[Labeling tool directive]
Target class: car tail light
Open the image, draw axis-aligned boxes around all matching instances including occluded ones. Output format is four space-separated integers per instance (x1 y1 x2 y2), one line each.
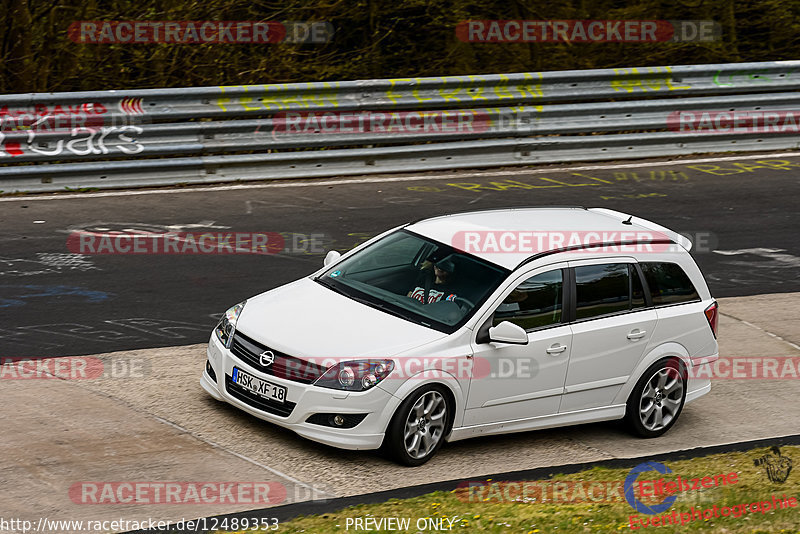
704 301 718 338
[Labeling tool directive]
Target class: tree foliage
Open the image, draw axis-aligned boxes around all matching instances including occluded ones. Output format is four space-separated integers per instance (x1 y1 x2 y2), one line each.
1 0 799 93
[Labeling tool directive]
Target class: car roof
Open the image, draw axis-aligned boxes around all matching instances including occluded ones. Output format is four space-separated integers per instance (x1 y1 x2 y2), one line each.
404 207 679 270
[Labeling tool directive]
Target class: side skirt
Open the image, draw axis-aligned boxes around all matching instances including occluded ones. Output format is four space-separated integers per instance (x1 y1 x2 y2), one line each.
447 405 625 442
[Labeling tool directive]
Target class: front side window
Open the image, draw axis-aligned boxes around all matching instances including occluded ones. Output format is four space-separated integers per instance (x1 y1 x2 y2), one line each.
316 229 509 332
574 263 631 320
493 269 563 330
640 262 700 306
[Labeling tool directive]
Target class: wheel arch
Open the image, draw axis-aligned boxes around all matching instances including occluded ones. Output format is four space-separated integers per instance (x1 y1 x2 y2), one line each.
382 374 461 439
614 342 691 408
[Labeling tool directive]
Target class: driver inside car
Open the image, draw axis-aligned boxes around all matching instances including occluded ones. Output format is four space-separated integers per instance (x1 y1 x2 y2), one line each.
407 258 458 304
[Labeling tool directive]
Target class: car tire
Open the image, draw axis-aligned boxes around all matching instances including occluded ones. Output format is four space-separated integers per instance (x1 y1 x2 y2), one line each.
385 385 450 466
625 358 687 438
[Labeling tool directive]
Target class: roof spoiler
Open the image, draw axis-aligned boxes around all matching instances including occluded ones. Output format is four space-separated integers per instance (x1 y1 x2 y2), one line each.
588 208 693 252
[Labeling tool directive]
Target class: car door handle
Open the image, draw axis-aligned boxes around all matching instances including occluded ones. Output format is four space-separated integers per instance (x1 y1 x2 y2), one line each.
627 330 647 340
546 343 567 354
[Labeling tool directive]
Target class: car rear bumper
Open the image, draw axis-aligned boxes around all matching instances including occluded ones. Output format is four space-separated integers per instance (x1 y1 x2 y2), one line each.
685 352 717 404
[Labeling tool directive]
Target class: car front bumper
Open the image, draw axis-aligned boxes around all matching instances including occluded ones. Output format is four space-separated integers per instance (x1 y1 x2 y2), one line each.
201 333 399 450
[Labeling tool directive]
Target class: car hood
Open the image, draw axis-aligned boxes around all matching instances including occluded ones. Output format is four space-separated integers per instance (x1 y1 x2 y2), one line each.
234 277 447 359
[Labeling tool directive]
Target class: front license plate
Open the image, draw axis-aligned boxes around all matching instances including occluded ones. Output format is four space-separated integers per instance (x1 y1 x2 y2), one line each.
232 367 287 403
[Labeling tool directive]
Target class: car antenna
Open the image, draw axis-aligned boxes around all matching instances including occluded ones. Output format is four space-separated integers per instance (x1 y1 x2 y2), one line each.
622 215 633 225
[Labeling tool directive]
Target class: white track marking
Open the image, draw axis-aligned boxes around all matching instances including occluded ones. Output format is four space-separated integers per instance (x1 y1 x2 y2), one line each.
40 367 336 499
720 312 800 352
714 248 800 268
3 151 800 203
150 415 336 498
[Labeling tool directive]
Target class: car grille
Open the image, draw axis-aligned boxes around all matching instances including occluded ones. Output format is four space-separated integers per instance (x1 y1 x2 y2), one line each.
230 331 328 384
225 374 296 417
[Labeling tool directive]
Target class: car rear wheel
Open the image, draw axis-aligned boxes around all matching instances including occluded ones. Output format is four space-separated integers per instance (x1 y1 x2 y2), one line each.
625 358 687 438
385 385 449 466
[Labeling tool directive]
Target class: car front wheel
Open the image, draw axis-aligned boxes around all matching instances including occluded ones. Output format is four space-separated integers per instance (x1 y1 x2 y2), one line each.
625 358 687 438
385 385 449 466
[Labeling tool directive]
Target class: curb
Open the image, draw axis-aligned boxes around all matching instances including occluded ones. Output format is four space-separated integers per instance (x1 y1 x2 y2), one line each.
127 432 800 533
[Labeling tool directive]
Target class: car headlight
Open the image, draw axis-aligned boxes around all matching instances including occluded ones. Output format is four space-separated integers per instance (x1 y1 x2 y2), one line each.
314 359 395 392
214 300 246 348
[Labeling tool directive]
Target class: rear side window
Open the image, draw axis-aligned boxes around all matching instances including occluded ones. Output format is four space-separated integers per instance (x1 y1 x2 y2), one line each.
640 262 700 306
574 263 630 319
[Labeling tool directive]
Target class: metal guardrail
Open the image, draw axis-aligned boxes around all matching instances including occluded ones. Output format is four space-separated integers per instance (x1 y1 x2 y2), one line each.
2 61 800 192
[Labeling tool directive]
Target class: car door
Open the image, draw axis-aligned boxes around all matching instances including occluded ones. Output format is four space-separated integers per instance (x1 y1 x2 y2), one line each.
559 259 657 413
465 263 572 427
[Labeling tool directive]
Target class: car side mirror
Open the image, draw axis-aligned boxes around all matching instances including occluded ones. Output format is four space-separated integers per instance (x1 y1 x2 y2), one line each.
323 250 341 267
488 321 529 345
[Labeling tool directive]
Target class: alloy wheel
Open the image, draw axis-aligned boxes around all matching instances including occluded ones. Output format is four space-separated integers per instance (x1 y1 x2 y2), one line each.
403 390 447 459
639 367 684 432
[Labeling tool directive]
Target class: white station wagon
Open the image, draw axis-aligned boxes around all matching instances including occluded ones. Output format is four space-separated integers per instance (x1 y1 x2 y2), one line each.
201 207 719 465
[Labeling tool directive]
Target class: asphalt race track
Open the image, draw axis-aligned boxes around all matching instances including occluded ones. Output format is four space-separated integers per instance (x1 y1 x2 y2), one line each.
3 153 800 530
1 152 799 360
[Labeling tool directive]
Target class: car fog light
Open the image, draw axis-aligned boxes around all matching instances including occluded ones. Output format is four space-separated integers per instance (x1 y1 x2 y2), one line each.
362 374 377 389
338 366 355 387
332 415 345 426
205 360 217 382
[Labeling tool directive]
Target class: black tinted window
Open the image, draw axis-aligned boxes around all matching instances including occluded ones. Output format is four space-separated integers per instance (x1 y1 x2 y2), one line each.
493 270 563 330
318 229 509 332
640 262 700 306
575 263 630 319
631 264 646 309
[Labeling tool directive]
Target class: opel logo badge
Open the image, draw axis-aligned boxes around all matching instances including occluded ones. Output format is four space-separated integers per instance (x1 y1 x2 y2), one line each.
259 350 275 367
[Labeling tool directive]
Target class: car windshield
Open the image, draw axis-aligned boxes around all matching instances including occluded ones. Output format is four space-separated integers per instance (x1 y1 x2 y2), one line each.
316 229 509 333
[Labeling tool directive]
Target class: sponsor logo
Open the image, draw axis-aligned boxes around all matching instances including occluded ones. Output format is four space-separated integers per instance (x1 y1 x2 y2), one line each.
754 446 793 484
118 97 144 115
625 461 738 515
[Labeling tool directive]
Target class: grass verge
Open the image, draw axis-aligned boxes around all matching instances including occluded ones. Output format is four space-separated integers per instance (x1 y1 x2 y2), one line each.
252 444 800 533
